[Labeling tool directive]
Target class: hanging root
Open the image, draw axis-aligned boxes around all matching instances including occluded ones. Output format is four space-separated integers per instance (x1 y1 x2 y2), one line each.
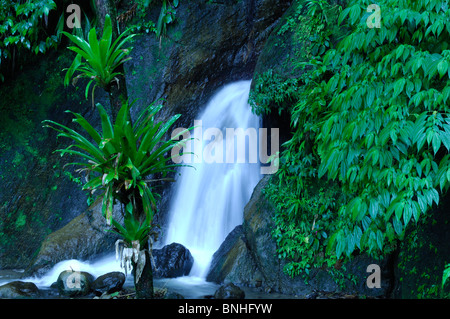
115 239 148 283
149 236 158 272
115 239 133 276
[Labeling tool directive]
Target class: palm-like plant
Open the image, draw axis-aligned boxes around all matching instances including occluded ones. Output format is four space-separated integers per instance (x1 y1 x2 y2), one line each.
43 99 191 292
62 14 135 105
44 100 187 225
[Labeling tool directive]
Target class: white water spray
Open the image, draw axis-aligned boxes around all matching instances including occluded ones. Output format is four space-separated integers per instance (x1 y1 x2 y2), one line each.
164 80 261 278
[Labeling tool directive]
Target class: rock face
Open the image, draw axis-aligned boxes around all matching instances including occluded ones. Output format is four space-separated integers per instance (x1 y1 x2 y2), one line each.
206 225 258 285
148 0 293 127
207 176 395 297
0 51 103 270
56 270 95 297
0 281 41 299
25 199 121 278
91 272 126 296
153 243 194 278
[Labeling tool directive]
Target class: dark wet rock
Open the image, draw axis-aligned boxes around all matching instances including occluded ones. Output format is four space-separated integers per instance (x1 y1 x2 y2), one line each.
56 270 95 297
153 243 194 278
305 291 319 299
0 281 41 299
214 282 245 299
91 272 126 296
24 199 121 278
206 225 258 285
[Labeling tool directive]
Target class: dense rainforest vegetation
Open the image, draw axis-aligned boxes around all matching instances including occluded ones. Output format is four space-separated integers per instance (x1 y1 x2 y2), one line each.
1 0 450 299
250 0 450 293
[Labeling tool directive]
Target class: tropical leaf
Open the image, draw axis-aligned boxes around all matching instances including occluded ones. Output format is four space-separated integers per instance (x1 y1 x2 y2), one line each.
62 14 134 98
45 99 192 247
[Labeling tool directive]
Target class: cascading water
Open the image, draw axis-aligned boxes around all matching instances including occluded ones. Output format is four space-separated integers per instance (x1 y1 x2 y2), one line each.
163 80 261 278
2 80 262 295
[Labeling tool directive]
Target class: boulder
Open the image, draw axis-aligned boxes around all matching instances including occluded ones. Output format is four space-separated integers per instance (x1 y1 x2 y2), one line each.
153 243 194 278
206 225 259 285
56 270 95 297
25 199 121 278
214 283 245 299
0 281 41 299
91 272 126 296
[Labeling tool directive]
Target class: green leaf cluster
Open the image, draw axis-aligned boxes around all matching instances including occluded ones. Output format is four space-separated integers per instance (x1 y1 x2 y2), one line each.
442 263 450 298
249 69 300 116
267 178 342 278
0 0 62 81
63 14 135 102
156 0 179 40
261 0 450 277
43 100 190 245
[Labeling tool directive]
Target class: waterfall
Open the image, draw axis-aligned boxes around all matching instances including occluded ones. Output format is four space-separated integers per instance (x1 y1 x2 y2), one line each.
4 80 262 290
163 80 261 278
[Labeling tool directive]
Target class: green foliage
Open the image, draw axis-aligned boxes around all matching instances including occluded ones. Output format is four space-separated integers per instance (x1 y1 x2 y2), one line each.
300 0 450 258
249 0 340 117
268 178 342 278
0 0 62 80
128 20 157 35
156 0 179 40
442 263 450 298
109 202 153 246
126 0 157 34
125 0 179 37
62 14 135 103
249 69 300 116
43 100 190 245
260 0 450 278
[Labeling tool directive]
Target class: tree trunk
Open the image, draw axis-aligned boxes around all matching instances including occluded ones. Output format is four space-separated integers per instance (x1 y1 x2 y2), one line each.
132 240 154 299
95 0 151 298
94 0 128 122
120 189 155 299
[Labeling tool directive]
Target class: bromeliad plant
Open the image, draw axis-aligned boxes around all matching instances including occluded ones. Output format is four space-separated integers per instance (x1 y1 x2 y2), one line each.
62 14 135 105
43 99 190 283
